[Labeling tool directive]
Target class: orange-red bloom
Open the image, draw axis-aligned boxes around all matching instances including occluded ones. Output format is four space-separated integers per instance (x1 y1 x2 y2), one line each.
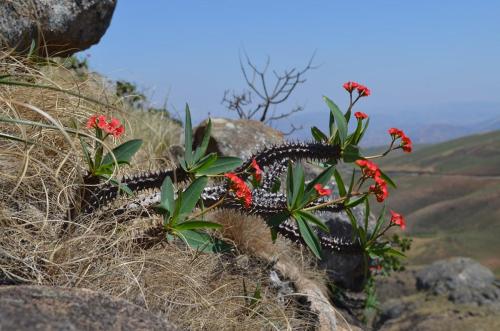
390 210 406 230
86 115 125 138
388 127 404 138
355 159 380 178
343 81 360 93
370 177 388 202
86 115 98 129
251 158 263 182
354 112 368 120
225 173 252 208
357 85 371 97
314 184 332 196
401 135 412 153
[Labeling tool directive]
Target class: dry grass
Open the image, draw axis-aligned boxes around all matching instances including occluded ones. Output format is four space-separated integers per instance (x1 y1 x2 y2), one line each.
0 52 325 330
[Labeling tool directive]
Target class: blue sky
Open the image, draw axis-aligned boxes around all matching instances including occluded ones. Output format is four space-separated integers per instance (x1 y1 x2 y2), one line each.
86 0 500 140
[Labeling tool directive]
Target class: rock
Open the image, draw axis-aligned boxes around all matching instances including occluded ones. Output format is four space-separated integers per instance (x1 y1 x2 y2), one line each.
416 257 500 305
0 0 116 56
193 118 284 159
0 285 177 331
320 206 376 291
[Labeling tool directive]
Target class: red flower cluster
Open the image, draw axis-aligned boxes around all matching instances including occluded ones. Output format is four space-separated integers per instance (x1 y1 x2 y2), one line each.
388 127 412 153
314 184 332 196
390 210 406 230
251 158 263 182
354 111 368 120
343 81 371 97
355 159 389 202
86 115 125 138
225 173 252 208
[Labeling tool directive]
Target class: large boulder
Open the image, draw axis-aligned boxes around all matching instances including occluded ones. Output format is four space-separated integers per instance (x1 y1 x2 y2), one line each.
193 118 284 159
416 257 500 305
0 0 116 56
0 285 177 330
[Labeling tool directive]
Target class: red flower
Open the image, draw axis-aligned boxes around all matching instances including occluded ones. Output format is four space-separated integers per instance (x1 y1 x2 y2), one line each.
225 173 252 208
390 210 406 230
356 159 380 178
388 128 404 138
314 184 332 196
369 264 383 272
357 85 371 97
86 115 125 138
105 117 125 138
343 81 360 93
251 158 263 182
86 115 98 129
401 135 412 153
354 112 368 120
97 115 108 129
370 179 388 202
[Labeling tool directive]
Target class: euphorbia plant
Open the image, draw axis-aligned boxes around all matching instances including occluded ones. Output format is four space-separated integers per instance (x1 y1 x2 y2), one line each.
81 114 142 193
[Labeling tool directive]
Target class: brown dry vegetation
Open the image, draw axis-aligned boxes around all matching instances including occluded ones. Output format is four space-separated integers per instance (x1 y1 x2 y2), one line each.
0 52 348 330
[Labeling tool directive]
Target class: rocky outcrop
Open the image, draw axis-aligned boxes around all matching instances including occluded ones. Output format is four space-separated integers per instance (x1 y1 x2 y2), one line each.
372 257 500 331
193 118 284 159
0 285 177 331
0 0 116 56
416 257 500 306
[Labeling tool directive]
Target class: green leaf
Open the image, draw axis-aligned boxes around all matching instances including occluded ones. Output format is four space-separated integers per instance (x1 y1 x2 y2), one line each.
159 176 175 213
291 163 305 209
343 144 361 163
377 169 397 189
364 197 371 234
347 168 356 197
333 169 347 197
79 136 94 171
324 96 348 144
311 126 328 142
286 162 293 207
356 118 370 144
303 164 336 203
178 176 208 218
193 118 212 163
184 104 193 165
267 212 289 242
295 214 322 259
385 247 406 258
295 210 330 233
345 195 367 208
177 229 230 253
195 156 243 175
174 220 222 231
370 205 387 241
189 153 217 173
101 139 143 167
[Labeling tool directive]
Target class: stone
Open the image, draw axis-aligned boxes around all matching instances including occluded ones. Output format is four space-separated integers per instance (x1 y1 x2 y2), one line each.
193 118 284 159
0 0 116 56
416 257 500 305
0 285 177 331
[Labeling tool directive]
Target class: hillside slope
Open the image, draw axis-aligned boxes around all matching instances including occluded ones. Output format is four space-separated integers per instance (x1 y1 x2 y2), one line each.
376 130 500 275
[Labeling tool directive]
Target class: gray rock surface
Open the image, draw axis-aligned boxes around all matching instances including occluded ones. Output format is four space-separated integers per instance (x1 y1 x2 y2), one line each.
0 0 116 56
0 285 177 331
416 257 500 305
193 117 284 159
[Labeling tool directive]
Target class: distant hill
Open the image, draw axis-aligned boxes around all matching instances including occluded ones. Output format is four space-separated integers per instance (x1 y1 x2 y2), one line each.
375 130 500 275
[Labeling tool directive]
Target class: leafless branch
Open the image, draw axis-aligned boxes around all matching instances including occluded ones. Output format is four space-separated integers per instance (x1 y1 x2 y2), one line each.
222 51 317 125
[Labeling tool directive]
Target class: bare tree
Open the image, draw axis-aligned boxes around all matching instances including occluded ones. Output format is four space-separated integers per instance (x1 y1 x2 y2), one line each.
222 52 316 133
